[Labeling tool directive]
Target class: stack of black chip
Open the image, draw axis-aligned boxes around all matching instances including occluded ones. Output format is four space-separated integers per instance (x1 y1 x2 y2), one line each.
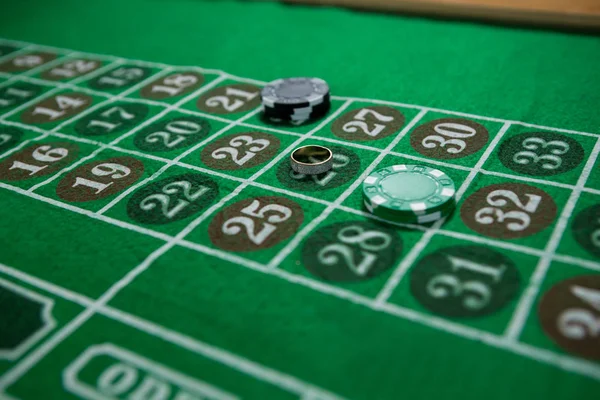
261 77 331 123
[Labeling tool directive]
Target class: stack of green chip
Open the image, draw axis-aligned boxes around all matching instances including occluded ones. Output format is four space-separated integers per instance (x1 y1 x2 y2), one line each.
363 164 456 224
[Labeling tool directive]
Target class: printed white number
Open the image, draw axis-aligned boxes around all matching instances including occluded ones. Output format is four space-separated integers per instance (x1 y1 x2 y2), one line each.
559 285 600 339
342 108 395 137
7 87 35 99
222 199 292 245
425 256 506 310
426 275 491 310
290 153 350 186
205 88 258 112
31 95 86 120
447 256 506 282
9 145 69 175
151 73 198 96
317 225 391 276
486 189 541 212
421 122 477 154
145 120 203 148
512 138 570 170
474 189 542 231
72 162 131 194
211 135 270 165
13 55 42 68
0 87 36 107
98 67 144 86
87 106 136 132
31 146 69 163
50 60 98 78
139 180 210 219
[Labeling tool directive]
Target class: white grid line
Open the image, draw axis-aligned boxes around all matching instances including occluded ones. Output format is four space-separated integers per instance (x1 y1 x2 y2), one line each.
86 103 600 196
0 45 39 70
96 307 344 400
0 38 599 392
24 164 600 274
267 108 429 269
96 106 260 215
479 169 576 190
95 74 233 214
0 260 344 399
2 247 600 391
4 73 171 107
0 58 125 163
553 254 600 272
1 118 599 274
0 58 125 123
26 67 177 193
1 65 597 203
331 98 600 137
24 68 224 194
1 37 597 137
3 107 595 196
0 100 354 393
0 89 270 393
504 135 600 340
168 99 354 255
0 81 75 122
150 107 600 193
0 115 589 210
1 178 600 385
0 44 57 88
0 49 79 90
375 121 513 305
0 181 173 242
0 37 247 79
0 132 49 160
0 263 94 309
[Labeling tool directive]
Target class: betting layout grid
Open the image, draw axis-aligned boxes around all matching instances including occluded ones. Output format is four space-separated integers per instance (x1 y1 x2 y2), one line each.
0 43 344 400
0 38 598 395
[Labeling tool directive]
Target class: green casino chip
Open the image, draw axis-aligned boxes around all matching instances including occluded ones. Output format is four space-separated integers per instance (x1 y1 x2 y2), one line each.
363 164 456 222
364 199 454 224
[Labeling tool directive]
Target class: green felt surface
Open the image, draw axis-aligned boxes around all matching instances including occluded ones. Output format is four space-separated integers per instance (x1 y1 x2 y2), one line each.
2 0 600 132
0 1 599 399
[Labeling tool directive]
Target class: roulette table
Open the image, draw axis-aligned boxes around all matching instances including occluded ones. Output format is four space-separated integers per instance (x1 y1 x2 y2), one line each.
0 0 599 399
